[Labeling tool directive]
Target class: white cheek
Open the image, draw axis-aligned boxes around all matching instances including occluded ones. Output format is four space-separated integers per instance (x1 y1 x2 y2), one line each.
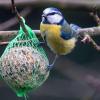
47 14 63 24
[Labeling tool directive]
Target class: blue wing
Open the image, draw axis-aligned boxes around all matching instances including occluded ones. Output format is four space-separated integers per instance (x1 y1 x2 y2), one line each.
60 23 81 40
70 23 81 34
60 31 72 40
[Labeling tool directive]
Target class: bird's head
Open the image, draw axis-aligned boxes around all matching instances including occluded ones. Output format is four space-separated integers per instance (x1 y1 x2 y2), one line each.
41 7 64 25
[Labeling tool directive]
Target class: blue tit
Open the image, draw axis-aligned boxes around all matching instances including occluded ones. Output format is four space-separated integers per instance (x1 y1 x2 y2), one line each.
40 7 81 70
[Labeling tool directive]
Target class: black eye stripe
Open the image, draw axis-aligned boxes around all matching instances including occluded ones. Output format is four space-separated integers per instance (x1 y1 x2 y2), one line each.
46 12 62 16
47 12 55 16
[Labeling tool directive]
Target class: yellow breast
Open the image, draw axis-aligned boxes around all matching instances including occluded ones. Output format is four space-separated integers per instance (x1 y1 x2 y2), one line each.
40 24 76 55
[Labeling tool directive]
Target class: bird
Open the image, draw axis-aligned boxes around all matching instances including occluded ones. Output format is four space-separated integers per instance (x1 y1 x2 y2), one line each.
40 7 90 70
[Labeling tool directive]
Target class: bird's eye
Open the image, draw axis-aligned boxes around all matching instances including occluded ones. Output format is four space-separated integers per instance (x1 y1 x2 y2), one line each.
47 12 56 16
41 13 46 19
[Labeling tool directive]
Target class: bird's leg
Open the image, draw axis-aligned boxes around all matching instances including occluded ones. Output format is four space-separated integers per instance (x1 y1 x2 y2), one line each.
39 41 45 46
37 37 46 47
47 55 58 70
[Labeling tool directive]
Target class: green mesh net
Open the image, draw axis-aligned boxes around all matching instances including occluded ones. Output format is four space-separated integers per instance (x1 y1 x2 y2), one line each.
0 17 49 97
4 17 47 56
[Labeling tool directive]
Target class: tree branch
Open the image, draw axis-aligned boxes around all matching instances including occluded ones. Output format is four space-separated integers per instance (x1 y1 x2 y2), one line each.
77 11 100 51
0 0 100 10
0 7 32 31
0 26 100 52
0 30 40 43
0 26 100 43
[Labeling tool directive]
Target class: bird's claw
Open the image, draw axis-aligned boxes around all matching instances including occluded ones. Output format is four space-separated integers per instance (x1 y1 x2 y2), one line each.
46 64 54 71
37 42 45 47
81 34 91 43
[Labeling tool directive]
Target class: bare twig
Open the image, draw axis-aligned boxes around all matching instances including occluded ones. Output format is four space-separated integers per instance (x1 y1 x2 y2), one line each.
1 0 100 10
0 7 32 31
11 0 32 36
79 28 100 51
89 6 100 25
78 26 100 36
87 10 100 51
90 12 100 25
0 26 100 41
0 30 40 43
0 32 100 53
11 0 21 19
0 26 100 45
88 37 100 51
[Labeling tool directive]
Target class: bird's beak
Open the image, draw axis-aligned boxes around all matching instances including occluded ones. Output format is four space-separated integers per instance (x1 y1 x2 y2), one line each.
42 14 46 18
41 14 46 23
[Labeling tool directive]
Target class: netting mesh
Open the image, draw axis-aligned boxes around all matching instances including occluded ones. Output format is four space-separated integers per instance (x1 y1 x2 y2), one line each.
0 17 49 97
4 17 47 57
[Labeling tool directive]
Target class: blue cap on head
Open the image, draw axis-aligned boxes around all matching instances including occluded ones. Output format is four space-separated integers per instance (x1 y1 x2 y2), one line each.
48 7 60 12
42 7 64 25
43 7 62 16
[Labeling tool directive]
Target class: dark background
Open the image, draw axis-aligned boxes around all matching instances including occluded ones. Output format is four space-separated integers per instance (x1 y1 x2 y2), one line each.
0 3 100 100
